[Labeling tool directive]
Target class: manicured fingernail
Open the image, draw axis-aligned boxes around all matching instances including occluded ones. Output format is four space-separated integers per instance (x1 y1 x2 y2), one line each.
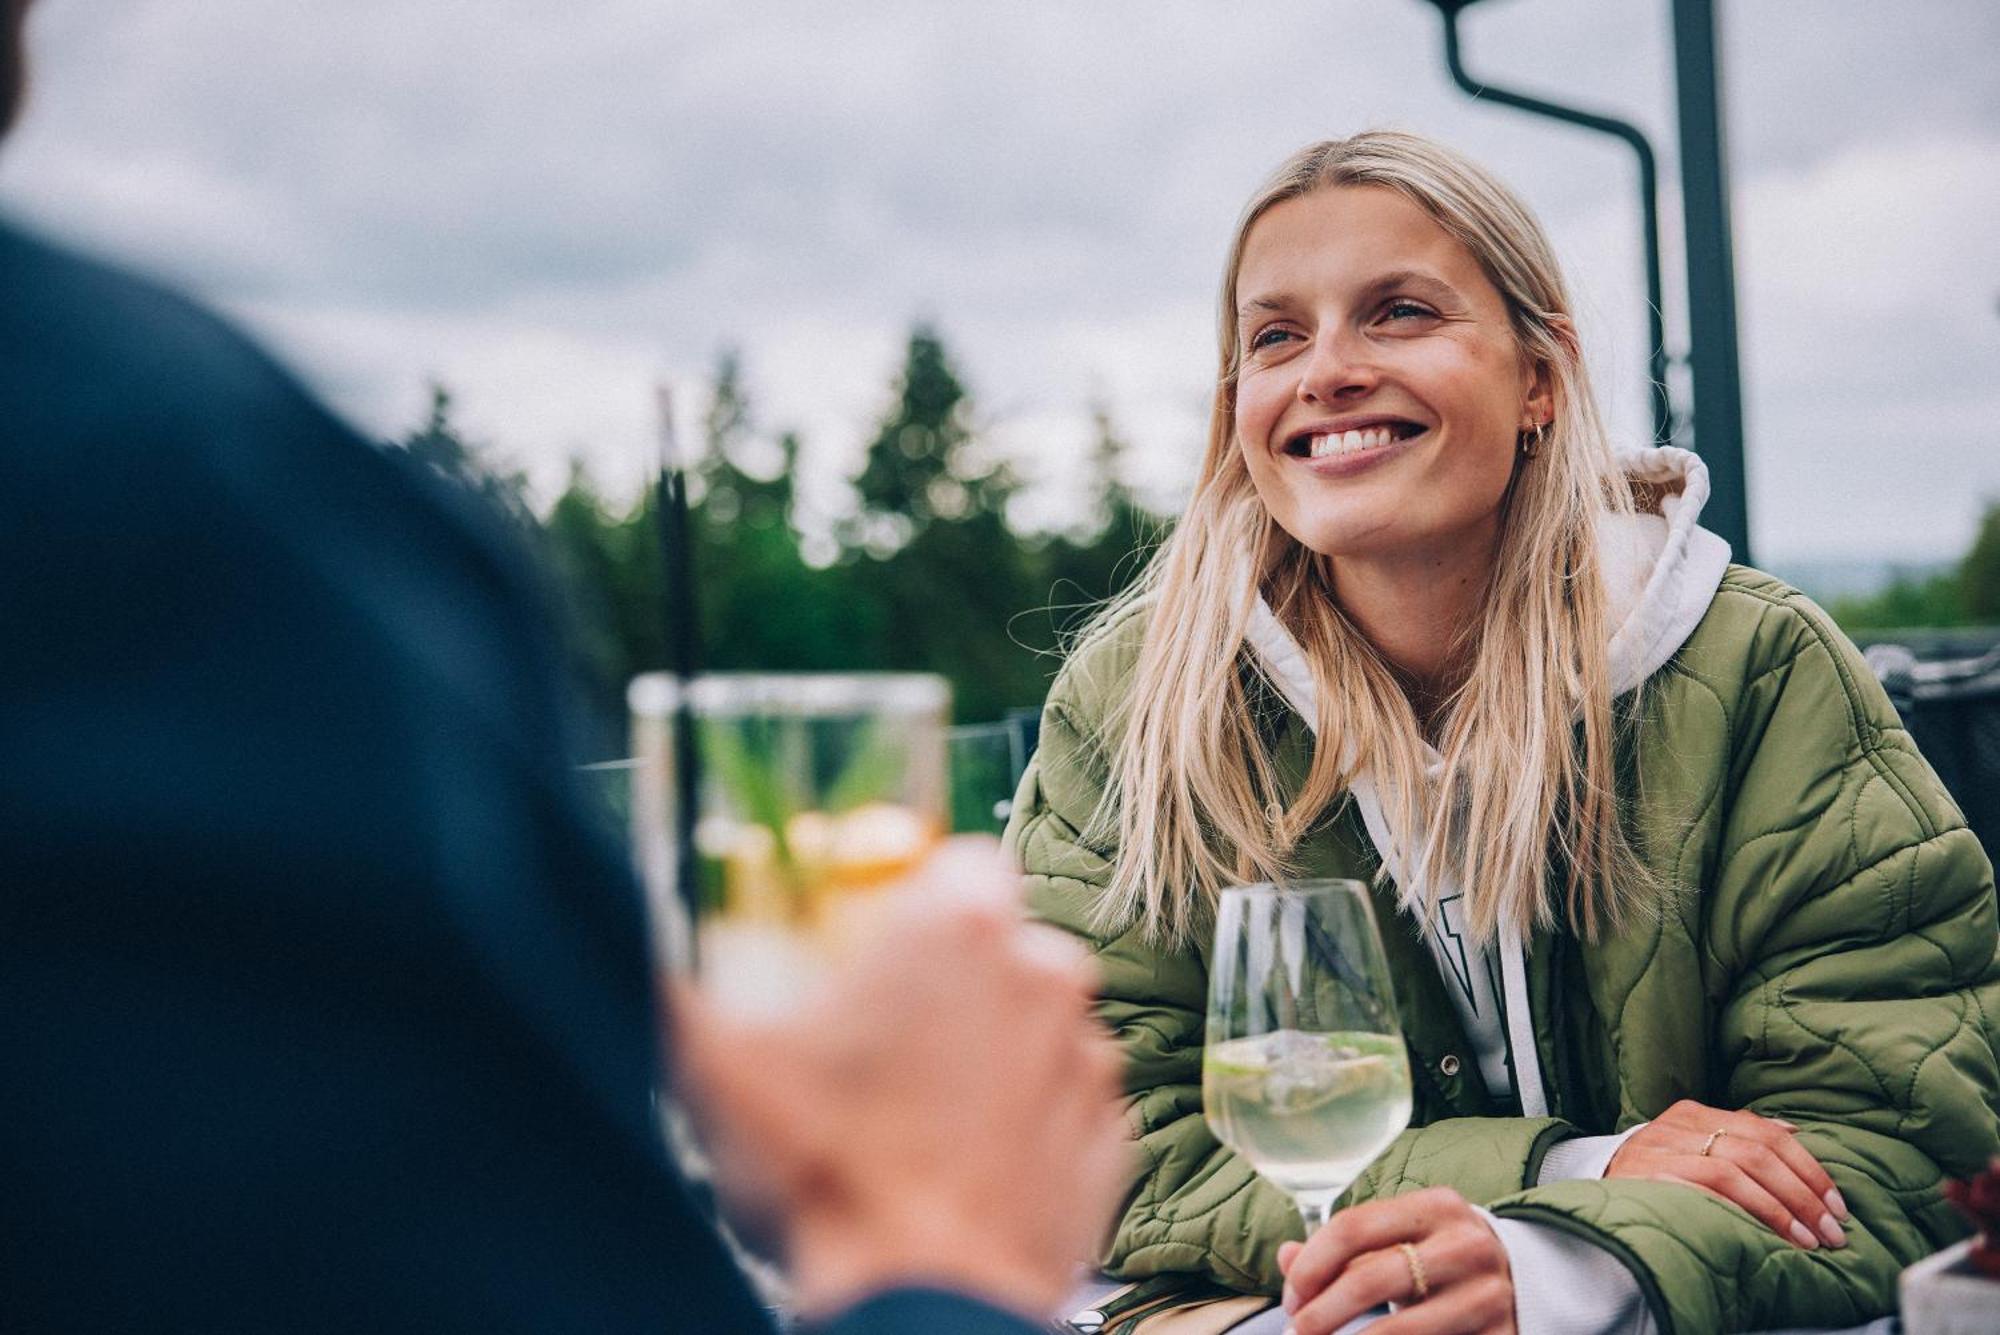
1825 1187 1849 1221
1789 1220 1820 1249
1819 1213 1847 1248
1772 1119 1799 1132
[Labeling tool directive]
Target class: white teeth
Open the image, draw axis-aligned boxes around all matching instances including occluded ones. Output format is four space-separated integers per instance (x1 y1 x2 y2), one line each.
1304 426 1399 458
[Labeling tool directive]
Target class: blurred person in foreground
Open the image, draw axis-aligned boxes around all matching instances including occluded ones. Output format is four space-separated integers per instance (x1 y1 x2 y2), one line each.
1010 130 2000 1333
0 4 1127 1330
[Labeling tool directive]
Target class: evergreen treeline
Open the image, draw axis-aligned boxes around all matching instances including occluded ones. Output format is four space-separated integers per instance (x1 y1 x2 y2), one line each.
397 326 1162 758
1829 504 2000 633
395 322 2000 761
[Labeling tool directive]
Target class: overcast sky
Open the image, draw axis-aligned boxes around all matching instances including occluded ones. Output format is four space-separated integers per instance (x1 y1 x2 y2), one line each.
4 0 1996 564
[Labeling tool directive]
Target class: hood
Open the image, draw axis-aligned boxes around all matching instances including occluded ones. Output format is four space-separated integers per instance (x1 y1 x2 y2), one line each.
1238 445 1731 1117
1598 446 1737 695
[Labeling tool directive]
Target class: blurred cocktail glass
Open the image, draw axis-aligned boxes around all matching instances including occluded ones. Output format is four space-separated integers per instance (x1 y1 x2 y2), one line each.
630 672 949 1015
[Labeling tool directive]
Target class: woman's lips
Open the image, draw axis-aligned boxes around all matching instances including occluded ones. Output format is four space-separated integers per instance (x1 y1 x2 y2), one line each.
1302 424 1403 458
1286 427 1426 477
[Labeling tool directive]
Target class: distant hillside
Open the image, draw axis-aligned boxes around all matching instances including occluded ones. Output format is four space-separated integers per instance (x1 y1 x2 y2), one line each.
1762 556 1956 605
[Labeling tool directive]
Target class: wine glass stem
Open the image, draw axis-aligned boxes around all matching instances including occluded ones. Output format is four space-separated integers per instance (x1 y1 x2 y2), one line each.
1295 1189 1338 1238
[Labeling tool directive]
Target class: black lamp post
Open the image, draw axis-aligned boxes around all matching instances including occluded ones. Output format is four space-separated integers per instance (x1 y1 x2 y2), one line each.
1418 0 1752 563
1668 0 1751 564
655 386 705 928
1427 0 1671 451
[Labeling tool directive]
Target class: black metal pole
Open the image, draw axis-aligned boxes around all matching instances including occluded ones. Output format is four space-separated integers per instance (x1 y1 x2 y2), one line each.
655 387 704 933
1436 8 1673 447
1671 0 1752 563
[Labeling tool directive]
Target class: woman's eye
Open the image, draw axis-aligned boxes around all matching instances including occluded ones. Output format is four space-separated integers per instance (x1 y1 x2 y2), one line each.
1382 300 1436 322
1249 327 1295 350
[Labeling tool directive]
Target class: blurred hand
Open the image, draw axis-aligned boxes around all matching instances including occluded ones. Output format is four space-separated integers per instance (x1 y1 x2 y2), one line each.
671 836 1131 1320
1605 1100 1849 1250
1278 1187 1515 1335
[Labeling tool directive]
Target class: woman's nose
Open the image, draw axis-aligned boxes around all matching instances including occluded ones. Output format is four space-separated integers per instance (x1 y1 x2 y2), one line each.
1296 329 1379 405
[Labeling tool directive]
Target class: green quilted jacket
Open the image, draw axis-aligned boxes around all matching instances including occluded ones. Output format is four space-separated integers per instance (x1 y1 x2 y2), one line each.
1008 473 1999 1333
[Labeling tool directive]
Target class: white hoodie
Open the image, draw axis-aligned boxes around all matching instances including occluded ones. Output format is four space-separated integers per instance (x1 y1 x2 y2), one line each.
1240 446 1732 1333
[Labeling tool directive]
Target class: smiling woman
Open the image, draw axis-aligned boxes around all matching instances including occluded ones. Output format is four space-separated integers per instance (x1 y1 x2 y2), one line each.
1234 194 1530 564
1007 130 2000 1334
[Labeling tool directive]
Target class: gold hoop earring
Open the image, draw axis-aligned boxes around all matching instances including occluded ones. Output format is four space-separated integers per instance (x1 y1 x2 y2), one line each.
1519 422 1547 459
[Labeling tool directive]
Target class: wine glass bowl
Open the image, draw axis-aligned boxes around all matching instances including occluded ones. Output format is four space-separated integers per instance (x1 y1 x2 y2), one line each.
1203 880 1413 1233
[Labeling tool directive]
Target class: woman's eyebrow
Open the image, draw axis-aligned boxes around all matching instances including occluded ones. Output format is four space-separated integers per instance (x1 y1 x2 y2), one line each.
1360 269 1461 303
1236 292 1295 321
1236 271 1464 324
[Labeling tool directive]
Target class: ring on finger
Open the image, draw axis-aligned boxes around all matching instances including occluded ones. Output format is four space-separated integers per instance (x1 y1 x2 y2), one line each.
1398 1241 1430 1302
1699 1129 1731 1157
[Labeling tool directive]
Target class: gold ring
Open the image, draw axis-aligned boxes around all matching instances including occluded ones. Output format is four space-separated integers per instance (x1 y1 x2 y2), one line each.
1398 1241 1430 1301
1700 1129 1730 1157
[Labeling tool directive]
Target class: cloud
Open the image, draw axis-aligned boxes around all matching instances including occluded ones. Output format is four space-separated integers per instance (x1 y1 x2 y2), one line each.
3 0 1994 559
231 294 673 496
1734 132 2000 558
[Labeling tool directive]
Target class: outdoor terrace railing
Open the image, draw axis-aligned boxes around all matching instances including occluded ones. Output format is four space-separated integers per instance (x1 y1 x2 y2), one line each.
1868 641 2000 859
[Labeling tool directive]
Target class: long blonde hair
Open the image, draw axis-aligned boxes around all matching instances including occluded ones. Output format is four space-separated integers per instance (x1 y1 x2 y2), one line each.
1083 130 1650 950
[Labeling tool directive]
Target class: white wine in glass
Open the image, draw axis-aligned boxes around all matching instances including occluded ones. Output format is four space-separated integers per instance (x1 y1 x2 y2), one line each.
1203 880 1413 1234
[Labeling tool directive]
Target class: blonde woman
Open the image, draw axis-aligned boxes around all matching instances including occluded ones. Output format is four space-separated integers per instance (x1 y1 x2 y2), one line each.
1009 131 1999 1334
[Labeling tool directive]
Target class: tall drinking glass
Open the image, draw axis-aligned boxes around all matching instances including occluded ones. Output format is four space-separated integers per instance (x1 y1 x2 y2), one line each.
1204 880 1413 1235
629 672 950 1016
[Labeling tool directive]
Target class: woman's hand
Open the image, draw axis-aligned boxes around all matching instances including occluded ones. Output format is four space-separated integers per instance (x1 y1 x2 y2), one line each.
1278 1187 1515 1335
1605 1100 1849 1249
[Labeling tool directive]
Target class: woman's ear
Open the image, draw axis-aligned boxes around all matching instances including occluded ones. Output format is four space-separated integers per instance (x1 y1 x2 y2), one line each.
1522 315 1579 428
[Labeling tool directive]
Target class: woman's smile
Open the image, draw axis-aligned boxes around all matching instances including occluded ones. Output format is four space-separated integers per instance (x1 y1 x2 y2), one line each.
1281 415 1429 476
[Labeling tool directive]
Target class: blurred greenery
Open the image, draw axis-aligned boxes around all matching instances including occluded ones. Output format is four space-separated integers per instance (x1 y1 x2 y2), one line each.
1963 503 2000 625
1827 502 2000 633
394 326 2000 759
392 327 1161 758
1828 571 1969 631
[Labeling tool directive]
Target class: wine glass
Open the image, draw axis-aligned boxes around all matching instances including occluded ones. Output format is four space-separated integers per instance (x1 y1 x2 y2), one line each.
1204 880 1413 1235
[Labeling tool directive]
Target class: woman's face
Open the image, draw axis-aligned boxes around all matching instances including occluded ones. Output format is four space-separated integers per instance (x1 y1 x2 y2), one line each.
1232 184 1547 565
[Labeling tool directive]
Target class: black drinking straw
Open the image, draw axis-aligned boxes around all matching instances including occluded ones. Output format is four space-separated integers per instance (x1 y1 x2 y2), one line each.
655 386 704 940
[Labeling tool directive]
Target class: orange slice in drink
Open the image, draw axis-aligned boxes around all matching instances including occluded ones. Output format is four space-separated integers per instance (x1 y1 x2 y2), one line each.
781 802 934 920
821 801 937 891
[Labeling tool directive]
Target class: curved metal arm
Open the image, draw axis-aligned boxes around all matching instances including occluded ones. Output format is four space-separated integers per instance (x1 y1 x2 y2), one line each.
1438 8 1672 446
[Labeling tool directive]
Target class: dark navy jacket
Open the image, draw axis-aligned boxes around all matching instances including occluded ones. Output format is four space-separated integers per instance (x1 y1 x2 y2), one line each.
0 218 1032 1335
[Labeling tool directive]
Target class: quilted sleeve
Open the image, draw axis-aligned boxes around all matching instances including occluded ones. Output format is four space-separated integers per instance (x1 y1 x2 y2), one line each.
1491 587 2000 1333
1010 684 1583 1294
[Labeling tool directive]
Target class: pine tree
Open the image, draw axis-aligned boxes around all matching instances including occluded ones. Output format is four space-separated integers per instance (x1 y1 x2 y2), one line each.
1960 500 2000 624
395 382 533 530
540 461 634 754
846 326 1013 555
388 346 1174 744
1079 400 1135 539
833 327 1044 716
1034 403 1159 653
